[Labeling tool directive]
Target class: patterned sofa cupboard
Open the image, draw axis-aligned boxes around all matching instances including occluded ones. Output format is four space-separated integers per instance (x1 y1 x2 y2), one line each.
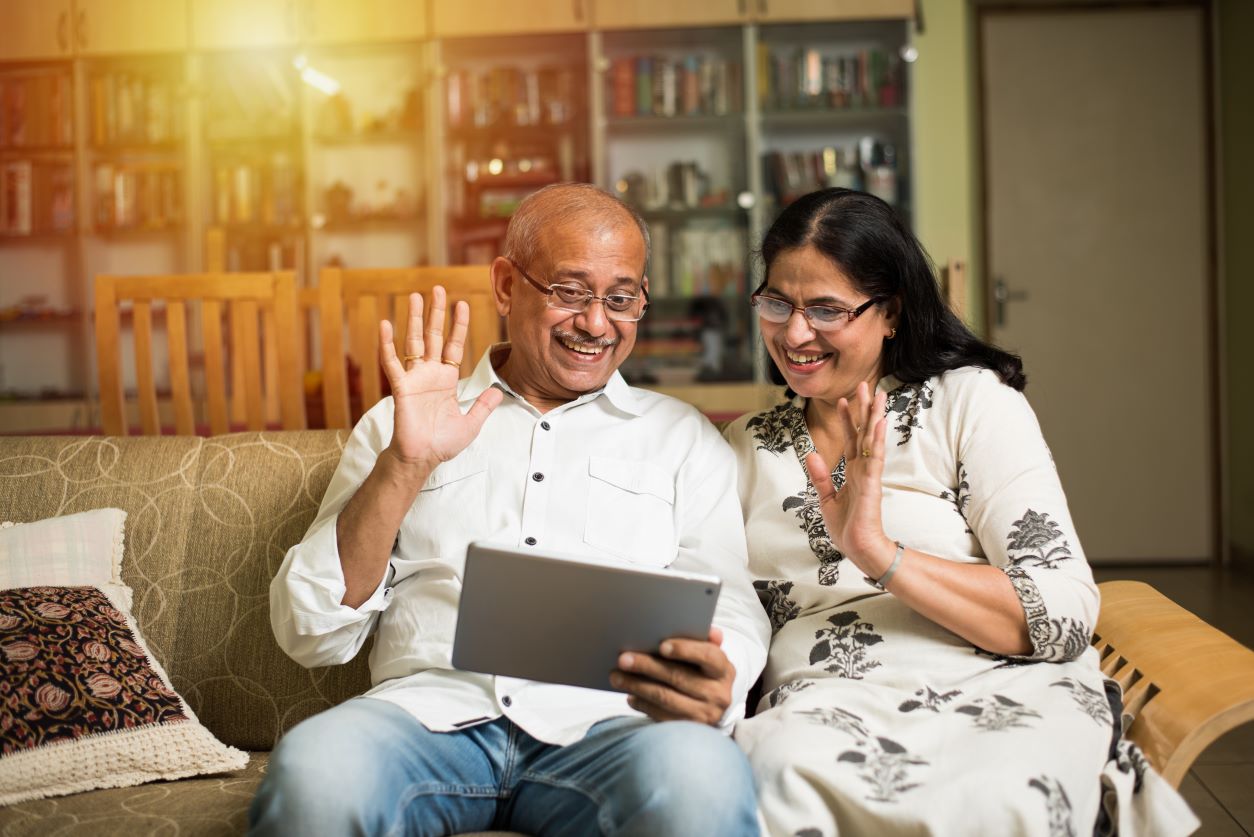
1 430 1252 834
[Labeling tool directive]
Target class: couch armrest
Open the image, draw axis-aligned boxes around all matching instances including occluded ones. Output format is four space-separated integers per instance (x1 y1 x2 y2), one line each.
1093 580 1254 787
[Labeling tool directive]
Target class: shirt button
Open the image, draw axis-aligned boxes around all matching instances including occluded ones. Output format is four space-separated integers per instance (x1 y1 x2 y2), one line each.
524 537 537 546
501 696 513 707
540 421 551 431
532 472 544 482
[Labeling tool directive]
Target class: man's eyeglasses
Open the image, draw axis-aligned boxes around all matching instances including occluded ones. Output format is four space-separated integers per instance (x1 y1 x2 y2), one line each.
510 259 649 322
750 293 882 333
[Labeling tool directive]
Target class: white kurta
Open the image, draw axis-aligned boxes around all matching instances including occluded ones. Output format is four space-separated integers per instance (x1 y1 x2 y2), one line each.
725 367 1198 837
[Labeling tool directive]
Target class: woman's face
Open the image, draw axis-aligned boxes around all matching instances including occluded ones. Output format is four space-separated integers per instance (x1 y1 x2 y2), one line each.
758 244 897 404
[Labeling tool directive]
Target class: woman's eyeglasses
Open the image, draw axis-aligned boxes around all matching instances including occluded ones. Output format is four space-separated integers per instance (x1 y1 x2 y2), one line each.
750 293 882 333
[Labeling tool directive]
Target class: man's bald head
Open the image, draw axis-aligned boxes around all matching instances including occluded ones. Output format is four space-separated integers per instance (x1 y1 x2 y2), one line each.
502 183 650 272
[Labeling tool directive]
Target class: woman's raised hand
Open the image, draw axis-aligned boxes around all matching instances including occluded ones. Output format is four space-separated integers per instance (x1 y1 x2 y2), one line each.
804 381 894 572
379 287 503 474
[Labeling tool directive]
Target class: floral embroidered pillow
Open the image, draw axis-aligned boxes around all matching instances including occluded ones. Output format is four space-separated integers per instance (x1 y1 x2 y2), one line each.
0 511 246 805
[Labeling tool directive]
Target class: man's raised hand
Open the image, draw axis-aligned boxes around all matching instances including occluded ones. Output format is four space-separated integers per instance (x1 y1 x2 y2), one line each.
379 287 502 473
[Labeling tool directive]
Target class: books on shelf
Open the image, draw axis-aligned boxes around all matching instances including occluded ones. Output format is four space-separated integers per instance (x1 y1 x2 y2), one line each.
446 66 579 130
1 161 74 235
757 44 904 111
609 53 741 119
651 226 745 299
0 71 74 149
92 163 181 231
89 71 182 147
211 154 299 226
763 138 898 208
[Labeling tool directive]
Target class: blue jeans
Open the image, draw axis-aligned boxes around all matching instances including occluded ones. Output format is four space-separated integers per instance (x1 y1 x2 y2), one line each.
248 697 759 837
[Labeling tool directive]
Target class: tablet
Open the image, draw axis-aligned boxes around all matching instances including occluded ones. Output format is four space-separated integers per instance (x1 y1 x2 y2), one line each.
452 541 722 692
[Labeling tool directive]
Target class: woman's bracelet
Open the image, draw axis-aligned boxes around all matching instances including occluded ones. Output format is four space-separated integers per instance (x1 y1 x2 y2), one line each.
865 541 905 591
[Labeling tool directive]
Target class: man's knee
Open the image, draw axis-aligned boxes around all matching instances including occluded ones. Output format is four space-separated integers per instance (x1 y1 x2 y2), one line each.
615 722 758 832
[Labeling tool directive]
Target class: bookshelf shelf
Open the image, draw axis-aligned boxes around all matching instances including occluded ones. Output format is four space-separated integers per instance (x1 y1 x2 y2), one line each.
605 114 744 132
316 214 425 232
312 131 423 146
637 204 746 222
760 106 907 130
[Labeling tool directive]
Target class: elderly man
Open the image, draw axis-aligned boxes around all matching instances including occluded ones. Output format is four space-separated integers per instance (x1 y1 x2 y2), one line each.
251 183 769 837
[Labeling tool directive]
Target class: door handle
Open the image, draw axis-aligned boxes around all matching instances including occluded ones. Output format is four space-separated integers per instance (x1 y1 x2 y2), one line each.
993 277 1029 328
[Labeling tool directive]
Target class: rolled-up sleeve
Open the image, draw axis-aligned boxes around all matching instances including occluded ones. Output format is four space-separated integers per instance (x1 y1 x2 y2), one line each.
270 401 398 668
956 373 1100 663
672 419 771 730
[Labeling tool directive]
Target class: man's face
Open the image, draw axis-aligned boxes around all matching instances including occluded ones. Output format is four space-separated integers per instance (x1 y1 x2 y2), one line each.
493 219 647 407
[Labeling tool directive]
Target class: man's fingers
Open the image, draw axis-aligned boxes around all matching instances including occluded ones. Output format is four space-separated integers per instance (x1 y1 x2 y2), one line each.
612 671 723 725
443 300 470 367
405 292 424 360
655 638 733 680
379 319 405 380
464 387 504 433
424 285 447 361
625 695 688 724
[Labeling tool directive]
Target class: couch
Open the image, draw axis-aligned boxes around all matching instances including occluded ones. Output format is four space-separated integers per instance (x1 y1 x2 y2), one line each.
2 430 1252 835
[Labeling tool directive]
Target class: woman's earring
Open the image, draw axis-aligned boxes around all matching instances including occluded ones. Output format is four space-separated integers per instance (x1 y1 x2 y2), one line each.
888 328 898 339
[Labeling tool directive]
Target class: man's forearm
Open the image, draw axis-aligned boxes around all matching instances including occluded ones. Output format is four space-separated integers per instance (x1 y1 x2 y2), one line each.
336 448 432 608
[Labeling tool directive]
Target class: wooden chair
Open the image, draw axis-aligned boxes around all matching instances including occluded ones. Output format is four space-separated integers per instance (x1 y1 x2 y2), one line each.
318 266 499 429
95 271 306 436
1093 580 1254 787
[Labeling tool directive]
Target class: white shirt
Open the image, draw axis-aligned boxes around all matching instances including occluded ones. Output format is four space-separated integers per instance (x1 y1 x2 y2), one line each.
270 345 770 745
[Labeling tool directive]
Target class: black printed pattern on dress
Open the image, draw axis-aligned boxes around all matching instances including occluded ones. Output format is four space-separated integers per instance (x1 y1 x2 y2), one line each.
1112 739 1150 793
765 679 815 709
884 381 934 445
1051 677 1113 727
898 685 962 713
798 707 929 804
809 610 883 679
954 694 1042 731
1029 776 1077 837
939 462 973 534
747 403 796 454
1007 509 1075 568
1003 567 1091 662
783 482 845 586
755 579 801 634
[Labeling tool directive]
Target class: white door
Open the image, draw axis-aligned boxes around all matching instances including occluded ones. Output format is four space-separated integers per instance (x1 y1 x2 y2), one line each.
981 6 1213 562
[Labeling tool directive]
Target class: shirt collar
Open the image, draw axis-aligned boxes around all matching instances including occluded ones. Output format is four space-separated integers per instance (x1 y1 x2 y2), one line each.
458 343 644 417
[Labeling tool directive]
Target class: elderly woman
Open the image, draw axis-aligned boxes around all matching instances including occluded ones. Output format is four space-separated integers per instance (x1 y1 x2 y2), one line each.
725 188 1197 836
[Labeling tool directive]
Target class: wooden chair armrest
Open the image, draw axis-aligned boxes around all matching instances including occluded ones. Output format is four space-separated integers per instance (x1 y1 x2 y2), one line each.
1093 580 1254 787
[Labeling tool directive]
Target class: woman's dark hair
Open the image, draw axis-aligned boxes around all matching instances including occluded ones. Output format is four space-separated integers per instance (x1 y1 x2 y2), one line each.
757 188 1025 391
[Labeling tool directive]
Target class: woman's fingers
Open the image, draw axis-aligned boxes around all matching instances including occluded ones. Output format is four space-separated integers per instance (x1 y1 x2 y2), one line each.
805 451 838 505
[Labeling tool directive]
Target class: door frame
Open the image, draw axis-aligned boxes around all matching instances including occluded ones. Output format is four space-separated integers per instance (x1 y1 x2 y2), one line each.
972 0 1224 565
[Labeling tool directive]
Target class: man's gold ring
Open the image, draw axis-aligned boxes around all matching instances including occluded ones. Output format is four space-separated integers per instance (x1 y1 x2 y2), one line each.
861 448 871 458
403 354 420 362
441 359 460 367
854 424 862 434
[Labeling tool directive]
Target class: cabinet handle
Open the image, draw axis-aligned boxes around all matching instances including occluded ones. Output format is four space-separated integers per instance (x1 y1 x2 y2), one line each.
75 9 87 51
759 0 768 16
573 0 583 23
57 11 68 52
737 0 746 16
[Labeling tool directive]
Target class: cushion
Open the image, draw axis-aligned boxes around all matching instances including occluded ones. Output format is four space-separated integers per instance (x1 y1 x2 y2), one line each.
0 509 247 805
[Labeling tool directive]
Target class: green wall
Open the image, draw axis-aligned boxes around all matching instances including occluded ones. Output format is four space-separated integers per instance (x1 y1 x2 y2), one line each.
912 0 983 330
1219 0 1254 566
910 0 1251 566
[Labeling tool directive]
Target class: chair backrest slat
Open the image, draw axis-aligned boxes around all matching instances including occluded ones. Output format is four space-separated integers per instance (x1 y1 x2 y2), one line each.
202 297 229 435
166 299 195 435
132 301 160 435
95 277 125 436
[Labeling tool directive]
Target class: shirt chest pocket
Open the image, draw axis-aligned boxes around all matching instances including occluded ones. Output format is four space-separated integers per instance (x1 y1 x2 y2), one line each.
400 452 488 567
584 456 677 567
